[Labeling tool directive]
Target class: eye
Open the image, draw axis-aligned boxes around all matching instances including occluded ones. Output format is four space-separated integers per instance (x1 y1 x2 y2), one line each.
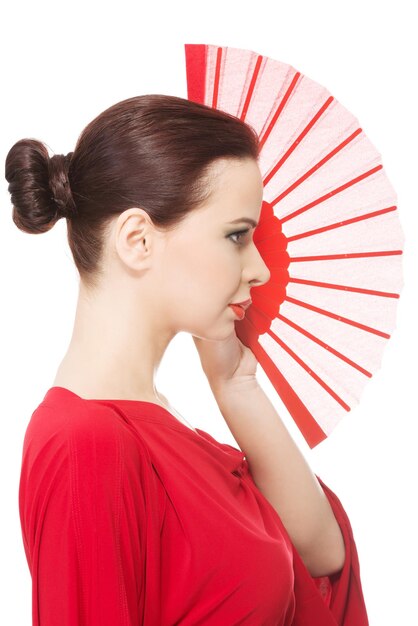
227 229 250 245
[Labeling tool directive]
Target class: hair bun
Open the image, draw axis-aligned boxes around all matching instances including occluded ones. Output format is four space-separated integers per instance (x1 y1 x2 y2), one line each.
49 152 76 219
5 138 77 234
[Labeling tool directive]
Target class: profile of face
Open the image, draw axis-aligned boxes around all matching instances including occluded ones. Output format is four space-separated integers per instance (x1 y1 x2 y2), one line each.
108 157 271 343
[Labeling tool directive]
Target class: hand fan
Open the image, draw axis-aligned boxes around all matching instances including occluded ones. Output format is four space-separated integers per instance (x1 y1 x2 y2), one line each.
184 43 404 449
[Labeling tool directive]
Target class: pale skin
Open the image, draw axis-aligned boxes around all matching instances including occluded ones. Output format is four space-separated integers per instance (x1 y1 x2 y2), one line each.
53 157 268 414
53 156 345 578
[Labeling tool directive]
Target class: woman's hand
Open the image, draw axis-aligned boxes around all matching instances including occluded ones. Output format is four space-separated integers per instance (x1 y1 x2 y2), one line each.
192 327 258 391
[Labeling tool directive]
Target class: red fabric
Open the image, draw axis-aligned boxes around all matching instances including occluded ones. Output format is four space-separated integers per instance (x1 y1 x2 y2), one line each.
19 386 369 625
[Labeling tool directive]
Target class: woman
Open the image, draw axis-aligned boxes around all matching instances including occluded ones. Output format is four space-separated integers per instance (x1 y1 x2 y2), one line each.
6 94 369 625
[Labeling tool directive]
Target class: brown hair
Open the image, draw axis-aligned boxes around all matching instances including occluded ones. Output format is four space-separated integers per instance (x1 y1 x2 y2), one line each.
5 94 260 291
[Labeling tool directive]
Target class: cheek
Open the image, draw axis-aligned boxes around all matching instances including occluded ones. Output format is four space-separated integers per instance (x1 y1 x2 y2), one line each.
163 243 242 338
163 238 240 305
189 243 240 298
174 239 223 281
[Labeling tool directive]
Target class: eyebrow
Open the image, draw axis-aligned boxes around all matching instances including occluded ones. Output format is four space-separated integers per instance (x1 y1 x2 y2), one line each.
227 218 259 228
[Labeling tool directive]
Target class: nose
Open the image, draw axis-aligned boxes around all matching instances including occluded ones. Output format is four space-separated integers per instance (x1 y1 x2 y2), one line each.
244 241 271 287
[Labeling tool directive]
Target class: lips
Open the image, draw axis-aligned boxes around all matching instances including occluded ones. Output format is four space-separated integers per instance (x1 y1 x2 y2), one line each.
230 298 252 310
228 298 252 321
229 304 246 320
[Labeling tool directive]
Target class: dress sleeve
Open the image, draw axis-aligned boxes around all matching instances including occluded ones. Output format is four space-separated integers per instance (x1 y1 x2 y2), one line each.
290 474 369 626
19 402 155 626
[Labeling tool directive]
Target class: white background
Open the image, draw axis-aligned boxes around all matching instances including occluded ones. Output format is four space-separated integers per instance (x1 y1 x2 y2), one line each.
1 1 417 624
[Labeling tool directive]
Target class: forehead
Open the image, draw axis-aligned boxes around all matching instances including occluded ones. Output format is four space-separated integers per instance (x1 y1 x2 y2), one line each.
197 158 264 221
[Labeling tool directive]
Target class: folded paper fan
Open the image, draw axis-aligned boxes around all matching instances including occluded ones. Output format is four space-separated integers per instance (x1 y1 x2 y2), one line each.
184 43 405 449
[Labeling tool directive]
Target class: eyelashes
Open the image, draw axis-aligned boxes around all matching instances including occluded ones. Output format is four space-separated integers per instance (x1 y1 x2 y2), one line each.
227 229 250 245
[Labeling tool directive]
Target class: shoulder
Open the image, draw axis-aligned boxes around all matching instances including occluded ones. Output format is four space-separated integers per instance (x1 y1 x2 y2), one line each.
20 396 167 555
23 397 152 478
21 397 161 516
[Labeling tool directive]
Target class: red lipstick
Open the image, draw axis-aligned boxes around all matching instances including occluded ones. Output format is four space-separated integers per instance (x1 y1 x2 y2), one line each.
228 298 252 320
230 298 252 310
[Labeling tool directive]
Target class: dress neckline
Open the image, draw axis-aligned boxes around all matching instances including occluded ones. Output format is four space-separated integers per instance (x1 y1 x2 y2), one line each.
43 385 247 474
46 385 201 435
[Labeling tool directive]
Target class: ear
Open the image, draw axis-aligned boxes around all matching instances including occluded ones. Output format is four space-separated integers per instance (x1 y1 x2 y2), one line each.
112 208 155 271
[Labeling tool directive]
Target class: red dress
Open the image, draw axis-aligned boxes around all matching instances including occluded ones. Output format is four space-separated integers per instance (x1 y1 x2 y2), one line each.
18 386 369 625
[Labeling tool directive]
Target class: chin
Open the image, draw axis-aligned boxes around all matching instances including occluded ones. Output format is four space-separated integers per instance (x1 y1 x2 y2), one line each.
189 309 236 341
191 324 232 342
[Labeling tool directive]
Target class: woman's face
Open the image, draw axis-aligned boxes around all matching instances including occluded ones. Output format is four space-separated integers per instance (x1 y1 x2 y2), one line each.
157 157 271 340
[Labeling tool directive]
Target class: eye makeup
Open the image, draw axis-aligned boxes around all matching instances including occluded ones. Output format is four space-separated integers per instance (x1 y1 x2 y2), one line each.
227 229 250 245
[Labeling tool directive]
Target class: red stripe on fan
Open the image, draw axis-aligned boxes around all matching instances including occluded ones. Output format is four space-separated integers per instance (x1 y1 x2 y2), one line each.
284 295 391 338
240 54 263 122
266 325 351 410
277 313 372 377
280 163 382 222
258 71 301 151
248 339 329 448
212 46 223 109
184 44 208 104
288 276 400 299
289 250 402 262
287 206 398 242
263 96 335 187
